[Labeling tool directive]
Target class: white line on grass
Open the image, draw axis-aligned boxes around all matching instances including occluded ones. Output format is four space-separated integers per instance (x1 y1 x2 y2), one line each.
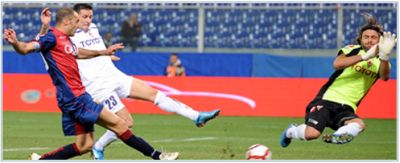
152 137 218 143
3 137 218 152
112 136 219 145
3 147 49 152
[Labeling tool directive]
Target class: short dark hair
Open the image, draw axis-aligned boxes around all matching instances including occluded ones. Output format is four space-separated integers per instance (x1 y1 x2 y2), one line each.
356 13 383 44
73 3 93 13
55 8 75 23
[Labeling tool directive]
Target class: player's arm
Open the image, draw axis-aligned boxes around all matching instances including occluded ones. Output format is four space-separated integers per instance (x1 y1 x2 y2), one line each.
377 32 397 81
77 43 124 59
378 60 390 81
333 53 362 70
4 28 38 55
39 8 51 35
333 44 378 70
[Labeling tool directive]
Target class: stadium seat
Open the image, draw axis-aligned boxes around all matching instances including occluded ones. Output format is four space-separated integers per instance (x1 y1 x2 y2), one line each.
2 4 396 48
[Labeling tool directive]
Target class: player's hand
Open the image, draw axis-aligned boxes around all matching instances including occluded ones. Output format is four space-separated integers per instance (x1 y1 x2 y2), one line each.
378 32 397 61
361 44 378 61
41 8 51 27
3 28 18 45
105 43 124 55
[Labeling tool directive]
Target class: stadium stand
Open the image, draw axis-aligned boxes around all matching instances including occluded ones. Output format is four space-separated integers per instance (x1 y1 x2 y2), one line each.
2 3 397 49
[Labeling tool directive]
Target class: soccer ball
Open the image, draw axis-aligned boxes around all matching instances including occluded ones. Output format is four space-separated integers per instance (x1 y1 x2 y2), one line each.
246 144 272 160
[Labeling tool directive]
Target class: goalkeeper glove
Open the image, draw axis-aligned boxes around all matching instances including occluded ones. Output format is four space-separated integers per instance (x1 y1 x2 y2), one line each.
378 32 397 61
361 44 378 61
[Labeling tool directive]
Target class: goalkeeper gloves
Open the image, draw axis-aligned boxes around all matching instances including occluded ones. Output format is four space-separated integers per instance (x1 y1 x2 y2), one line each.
378 32 397 61
361 44 378 61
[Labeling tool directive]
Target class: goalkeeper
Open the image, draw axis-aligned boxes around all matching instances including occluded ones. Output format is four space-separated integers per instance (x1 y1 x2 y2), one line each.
280 13 397 147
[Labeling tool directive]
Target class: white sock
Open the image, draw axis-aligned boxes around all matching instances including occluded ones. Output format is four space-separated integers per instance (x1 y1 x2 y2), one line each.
286 124 306 140
333 122 363 136
94 130 118 151
154 91 199 121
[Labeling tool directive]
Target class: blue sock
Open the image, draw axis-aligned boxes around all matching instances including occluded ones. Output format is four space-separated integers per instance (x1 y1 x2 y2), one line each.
118 130 161 160
40 143 81 159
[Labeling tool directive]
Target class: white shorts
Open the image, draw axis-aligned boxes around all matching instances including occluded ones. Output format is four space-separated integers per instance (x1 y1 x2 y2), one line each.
78 57 134 112
101 91 125 113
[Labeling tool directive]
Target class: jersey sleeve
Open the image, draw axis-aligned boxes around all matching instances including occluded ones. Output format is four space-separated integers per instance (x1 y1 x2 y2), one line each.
34 32 56 53
336 45 361 56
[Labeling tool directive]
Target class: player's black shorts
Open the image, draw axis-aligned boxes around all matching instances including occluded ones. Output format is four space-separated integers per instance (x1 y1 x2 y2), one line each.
305 99 359 133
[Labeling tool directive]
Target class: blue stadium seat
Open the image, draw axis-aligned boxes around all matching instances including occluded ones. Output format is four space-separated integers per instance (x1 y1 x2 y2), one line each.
2 5 396 48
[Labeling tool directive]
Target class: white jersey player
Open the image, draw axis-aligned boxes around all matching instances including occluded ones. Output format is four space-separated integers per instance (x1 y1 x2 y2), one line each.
72 23 132 111
40 4 220 160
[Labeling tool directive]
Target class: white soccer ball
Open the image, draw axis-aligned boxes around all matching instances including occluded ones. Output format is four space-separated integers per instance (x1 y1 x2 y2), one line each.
246 144 272 160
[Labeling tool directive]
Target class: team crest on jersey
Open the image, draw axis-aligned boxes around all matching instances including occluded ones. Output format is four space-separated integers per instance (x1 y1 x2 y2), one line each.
367 60 373 68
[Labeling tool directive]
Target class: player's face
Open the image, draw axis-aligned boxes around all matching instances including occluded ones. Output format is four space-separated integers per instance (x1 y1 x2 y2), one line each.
170 55 177 64
78 9 93 32
360 29 380 51
67 12 80 36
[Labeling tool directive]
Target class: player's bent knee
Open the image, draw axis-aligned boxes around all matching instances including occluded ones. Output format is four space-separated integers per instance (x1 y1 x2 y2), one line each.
122 114 134 128
304 127 321 140
346 118 366 130
114 118 129 135
126 119 133 128
116 109 134 128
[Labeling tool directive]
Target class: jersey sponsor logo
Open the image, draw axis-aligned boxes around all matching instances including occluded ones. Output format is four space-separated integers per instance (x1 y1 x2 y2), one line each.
64 43 78 56
352 64 378 78
78 37 102 47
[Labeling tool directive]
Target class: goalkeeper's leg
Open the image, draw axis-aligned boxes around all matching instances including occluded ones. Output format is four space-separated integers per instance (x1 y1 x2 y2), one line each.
323 119 364 144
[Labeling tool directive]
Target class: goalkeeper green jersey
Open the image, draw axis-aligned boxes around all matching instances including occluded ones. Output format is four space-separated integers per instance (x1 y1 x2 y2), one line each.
315 45 387 112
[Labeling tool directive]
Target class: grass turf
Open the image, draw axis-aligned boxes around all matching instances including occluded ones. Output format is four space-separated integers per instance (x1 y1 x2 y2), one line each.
2 111 396 160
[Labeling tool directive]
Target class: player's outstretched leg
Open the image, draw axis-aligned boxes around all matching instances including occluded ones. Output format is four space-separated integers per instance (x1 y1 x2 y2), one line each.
322 133 354 144
280 124 296 147
193 109 220 127
323 121 363 144
29 143 82 160
154 90 221 127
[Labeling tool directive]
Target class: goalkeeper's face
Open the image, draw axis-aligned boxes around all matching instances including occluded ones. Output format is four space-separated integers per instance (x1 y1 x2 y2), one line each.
360 29 380 51
78 9 93 32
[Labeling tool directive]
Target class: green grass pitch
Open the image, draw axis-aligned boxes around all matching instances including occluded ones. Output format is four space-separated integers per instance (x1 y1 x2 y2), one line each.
2 111 396 160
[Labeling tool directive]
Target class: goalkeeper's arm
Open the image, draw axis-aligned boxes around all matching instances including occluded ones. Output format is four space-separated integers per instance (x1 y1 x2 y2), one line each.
333 44 377 70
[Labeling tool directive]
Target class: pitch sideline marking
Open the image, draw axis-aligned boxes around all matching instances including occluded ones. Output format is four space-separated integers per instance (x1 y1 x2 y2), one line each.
3 147 49 152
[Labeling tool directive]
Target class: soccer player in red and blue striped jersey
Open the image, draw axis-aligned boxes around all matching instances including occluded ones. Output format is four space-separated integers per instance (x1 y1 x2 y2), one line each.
4 8 177 160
